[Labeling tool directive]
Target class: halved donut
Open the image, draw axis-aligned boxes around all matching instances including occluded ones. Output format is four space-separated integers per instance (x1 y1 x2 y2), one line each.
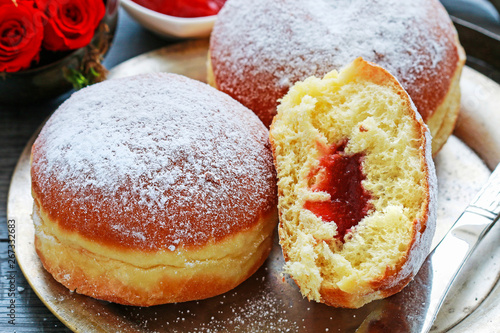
269 58 437 308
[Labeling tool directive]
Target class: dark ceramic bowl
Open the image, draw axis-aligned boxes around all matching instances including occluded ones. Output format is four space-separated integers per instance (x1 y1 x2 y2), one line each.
0 0 119 105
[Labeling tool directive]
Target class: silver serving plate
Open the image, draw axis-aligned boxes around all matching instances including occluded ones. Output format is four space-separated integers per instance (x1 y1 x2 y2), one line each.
7 39 500 332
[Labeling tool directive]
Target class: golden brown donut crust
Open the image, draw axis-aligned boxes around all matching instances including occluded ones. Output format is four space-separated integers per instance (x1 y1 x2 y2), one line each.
31 73 277 252
31 73 278 305
33 201 277 306
209 0 465 153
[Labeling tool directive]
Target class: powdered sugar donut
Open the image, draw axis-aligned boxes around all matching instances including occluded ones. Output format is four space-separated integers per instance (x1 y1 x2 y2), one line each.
31 73 278 306
208 0 465 154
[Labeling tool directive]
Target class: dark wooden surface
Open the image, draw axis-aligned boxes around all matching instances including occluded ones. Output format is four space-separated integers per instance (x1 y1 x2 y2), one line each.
0 2 499 332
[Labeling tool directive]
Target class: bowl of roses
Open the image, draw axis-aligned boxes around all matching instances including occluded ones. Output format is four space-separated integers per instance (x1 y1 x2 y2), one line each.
0 0 118 104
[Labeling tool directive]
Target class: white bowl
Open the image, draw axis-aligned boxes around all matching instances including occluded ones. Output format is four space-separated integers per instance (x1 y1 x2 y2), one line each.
121 0 217 38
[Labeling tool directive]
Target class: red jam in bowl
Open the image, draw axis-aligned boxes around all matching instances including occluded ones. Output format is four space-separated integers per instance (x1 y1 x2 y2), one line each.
132 0 226 17
303 140 372 241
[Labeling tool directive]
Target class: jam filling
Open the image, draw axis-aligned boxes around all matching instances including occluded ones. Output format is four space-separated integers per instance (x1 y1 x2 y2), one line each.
132 0 226 18
303 140 371 240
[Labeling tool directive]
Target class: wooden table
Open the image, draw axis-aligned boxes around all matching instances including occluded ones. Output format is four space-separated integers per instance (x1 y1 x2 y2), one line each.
1 3 499 332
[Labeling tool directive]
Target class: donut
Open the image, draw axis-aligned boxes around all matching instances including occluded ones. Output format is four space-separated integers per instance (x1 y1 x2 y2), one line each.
208 0 465 154
269 58 437 308
31 73 278 306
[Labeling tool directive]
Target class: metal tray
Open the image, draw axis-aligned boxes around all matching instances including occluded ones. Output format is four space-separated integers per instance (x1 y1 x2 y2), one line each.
7 39 500 332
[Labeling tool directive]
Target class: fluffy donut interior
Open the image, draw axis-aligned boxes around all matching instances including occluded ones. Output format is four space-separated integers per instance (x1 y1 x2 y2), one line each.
270 58 433 307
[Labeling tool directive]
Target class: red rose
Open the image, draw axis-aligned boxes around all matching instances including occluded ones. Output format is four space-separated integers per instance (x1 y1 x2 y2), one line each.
0 0 45 72
35 0 105 51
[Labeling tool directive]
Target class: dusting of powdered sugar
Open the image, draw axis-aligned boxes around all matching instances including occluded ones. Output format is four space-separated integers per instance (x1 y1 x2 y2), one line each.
210 0 459 124
31 73 277 250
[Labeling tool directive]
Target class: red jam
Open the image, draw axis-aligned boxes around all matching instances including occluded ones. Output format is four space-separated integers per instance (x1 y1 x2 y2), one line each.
303 140 371 240
132 0 227 18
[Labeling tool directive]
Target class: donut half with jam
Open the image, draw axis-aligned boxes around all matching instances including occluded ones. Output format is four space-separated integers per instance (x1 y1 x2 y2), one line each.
269 58 437 308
